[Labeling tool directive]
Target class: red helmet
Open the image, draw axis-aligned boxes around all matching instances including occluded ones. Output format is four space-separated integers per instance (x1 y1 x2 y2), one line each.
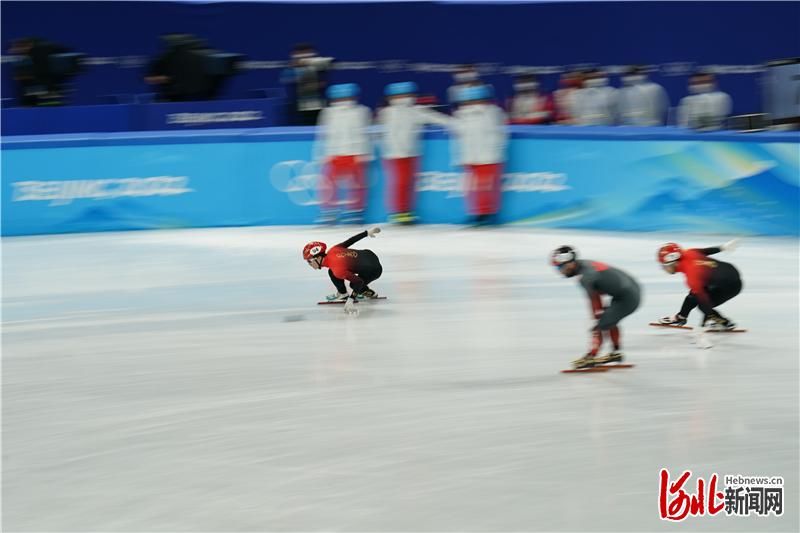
302 241 327 261
657 242 683 265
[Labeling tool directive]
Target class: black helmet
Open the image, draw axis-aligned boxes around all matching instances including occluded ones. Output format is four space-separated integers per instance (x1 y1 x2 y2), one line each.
551 245 577 266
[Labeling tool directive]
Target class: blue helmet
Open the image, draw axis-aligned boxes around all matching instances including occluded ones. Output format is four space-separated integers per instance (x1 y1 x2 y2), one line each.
457 84 492 103
385 81 418 97
327 83 360 100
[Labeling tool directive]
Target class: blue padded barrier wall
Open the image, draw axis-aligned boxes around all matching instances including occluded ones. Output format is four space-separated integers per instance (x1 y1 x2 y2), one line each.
3 126 798 236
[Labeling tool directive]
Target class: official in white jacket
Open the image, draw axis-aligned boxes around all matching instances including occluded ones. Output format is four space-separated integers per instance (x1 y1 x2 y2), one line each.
314 83 372 223
376 81 449 224
449 85 508 225
574 69 618 126
677 72 732 131
618 66 668 126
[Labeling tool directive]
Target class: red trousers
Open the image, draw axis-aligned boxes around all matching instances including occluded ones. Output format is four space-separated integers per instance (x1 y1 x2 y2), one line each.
384 156 418 214
465 163 503 216
321 155 366 211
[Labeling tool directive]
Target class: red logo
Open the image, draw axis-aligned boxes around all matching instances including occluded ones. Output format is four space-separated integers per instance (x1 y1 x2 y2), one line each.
659 469 725 521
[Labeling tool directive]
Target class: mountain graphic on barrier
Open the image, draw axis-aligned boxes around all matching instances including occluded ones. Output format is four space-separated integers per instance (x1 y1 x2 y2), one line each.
60 201 188 233
600 168 799 235
509 166 799 236
508 200 596 226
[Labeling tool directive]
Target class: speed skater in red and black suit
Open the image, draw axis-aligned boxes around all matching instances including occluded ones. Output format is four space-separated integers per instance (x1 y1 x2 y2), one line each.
302 227 383 314
656 239 742 331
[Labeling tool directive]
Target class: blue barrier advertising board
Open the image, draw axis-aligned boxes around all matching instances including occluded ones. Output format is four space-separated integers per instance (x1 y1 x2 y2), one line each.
2 128 798 236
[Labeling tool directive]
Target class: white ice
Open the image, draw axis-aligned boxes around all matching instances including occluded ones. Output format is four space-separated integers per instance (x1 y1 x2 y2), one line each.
2 226 798 532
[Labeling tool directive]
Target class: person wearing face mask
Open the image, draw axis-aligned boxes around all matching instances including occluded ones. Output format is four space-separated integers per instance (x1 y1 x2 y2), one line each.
447 64 481 110
376 82 450 225
574 68 618 126
314 83 373 224
281 43 334 126
553 70 583 124
677 72 732 131
618 65 669 126
447 85 508 225
507 74 554 125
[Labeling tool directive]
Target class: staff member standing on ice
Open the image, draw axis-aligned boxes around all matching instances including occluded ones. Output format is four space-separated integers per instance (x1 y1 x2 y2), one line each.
448 85 508 225
376 81 450 225
314 83 372 225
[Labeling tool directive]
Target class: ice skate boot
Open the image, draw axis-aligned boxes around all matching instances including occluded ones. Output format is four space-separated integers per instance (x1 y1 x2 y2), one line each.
571 354 597 370
594 351 624 365
357 288 379 300
325 292 348 302
705 315 736 332
658 314 687 326
396 212 416 225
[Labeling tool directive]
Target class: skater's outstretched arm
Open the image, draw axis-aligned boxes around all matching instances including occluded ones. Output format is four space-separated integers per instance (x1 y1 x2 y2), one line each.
337 231 368 248
698 238 738 257
698 247 722 256
337 227 380 248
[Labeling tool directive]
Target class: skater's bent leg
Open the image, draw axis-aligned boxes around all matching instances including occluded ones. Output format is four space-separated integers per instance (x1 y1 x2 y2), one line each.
589 329 603 356
678 292 698 318
609 326 621 350
596 292 639 351
328 270 347 294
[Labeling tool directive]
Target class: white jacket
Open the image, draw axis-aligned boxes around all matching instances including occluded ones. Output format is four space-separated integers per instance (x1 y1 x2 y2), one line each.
574 86 618 126
618 81 668 126
376 102 450 159
314 102 372 159
450 103 508 165
677 91 732 130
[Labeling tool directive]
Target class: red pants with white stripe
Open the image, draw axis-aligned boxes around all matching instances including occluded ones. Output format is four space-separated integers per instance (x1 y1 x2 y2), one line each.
465 163 503 216
384 156 418 214
321 155 366 211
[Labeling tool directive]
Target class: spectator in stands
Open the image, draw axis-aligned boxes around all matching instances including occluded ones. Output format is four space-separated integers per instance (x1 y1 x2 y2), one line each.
146 34 211 102
281 43 333 126
574 68 617 125
448 85 508 225
618 65 669 126
677 71 732 131
447 64 482 109
507 74 553 125
9 37 68 106
553 70 582 124
314 83 372 224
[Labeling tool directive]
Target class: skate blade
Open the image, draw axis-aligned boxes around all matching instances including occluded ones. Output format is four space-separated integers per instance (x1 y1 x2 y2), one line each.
649 322 746 333
598 363 635 369
317 297 388 305
561 367 610 374
649 322 692 330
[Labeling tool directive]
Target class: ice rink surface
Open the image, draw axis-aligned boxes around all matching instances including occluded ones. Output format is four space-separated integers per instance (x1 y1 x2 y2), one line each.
2 226 798 532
